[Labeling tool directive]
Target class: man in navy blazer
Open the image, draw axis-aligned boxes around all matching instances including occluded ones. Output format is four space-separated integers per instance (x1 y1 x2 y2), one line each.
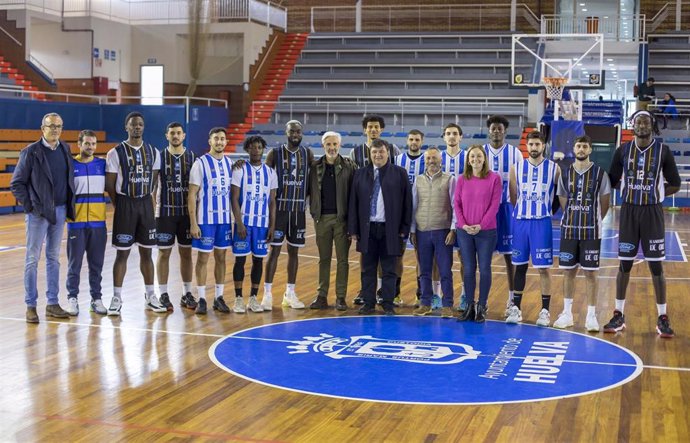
348 139 412 315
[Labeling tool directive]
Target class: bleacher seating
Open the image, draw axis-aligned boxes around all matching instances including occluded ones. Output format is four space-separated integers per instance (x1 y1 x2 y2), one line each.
0 129 113 213
263 33 534 132
541 100 625 126
0 129 113 155
247 123 522 157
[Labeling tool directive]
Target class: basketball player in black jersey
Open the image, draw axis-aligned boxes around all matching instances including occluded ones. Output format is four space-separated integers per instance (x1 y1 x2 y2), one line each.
105 112 163 315
154 122 196 311
261 120 314 310
606 111 681 337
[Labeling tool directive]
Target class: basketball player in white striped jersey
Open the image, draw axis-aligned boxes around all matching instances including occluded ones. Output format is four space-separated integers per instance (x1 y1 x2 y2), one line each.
484 115 522 315
394 129 425 306
441 123 467 310
188 127 234 315
231 136 277 314
508 131 561 326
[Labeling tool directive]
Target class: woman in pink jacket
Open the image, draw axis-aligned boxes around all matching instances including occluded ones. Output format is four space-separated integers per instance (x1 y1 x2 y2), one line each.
454 145 502 322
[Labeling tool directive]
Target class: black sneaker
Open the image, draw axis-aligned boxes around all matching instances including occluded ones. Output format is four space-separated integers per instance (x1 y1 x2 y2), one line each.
159 293 174 312
603 310 626 333
376 288 383 306
656 315 674 338
213 296 230 313
353 291 364 305
181 292 198 310
195 298 207 315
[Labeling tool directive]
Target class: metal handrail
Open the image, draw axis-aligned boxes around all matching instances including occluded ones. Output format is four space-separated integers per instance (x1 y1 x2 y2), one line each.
249 100 526 131
0 87 228 107
0 0 286 28
310 3 541 33
28 54 54 83
0 23 21 46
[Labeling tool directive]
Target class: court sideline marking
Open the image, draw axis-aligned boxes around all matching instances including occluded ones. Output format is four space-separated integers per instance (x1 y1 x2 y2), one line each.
2 316 690 373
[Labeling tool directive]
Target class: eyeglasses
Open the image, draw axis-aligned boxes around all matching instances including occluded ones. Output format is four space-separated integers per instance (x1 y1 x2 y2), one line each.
43 124 63 130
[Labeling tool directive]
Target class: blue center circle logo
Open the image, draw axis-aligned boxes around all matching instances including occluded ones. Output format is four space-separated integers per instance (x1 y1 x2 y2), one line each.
210 317 642 404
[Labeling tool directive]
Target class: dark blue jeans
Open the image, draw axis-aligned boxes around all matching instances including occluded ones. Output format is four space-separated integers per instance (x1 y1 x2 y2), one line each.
417 229 454 307
457 229 497 306
67 226 107 299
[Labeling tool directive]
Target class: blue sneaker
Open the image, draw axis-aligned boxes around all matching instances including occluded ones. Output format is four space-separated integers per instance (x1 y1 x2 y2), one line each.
457 292 468 312
431 294 442 310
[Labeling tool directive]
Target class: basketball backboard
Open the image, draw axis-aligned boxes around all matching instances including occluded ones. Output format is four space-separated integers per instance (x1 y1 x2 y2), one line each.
511 33 605 90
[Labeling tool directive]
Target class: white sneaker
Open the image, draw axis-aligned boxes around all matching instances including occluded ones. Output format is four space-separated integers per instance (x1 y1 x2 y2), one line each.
233 297 246 313
282 291 305 309
505 305 522 323
65 297 79 316
585 313 600 332
536 308 551 327
145 294 167 313
261 292 273 311
107 296 122 316
553 311 574 329
504 301 514 318
90 299 107 315
248 296 264 312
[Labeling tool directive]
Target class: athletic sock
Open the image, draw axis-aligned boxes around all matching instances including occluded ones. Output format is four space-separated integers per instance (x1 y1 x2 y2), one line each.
432 280 441 295
145 285 155 297
615 299 625 313
377 278 382 290
264 282 272 293
286 283 295 293
657 303 667 316
508 290 514 304
183 282 192 294
159 284 168 295
512 293 523 309
235 287 243 298
250 287 259 297
114 287 122 298
215 284 224 299
587 305 596 316
541 294 551 311
197 286 206 300
563 298 573 315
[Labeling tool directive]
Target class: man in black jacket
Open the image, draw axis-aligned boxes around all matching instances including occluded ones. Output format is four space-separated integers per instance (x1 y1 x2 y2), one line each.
308 131 356 311
11 113 75 323
348 139 412 315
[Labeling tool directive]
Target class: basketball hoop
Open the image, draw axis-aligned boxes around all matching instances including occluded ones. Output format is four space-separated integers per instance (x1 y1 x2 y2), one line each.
543 77 569 100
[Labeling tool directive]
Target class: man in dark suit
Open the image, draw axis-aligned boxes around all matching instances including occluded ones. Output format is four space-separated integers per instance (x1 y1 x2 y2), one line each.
348 139 412 315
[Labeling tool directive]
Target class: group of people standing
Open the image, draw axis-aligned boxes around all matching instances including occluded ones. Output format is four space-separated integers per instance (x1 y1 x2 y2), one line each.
11 111 681 337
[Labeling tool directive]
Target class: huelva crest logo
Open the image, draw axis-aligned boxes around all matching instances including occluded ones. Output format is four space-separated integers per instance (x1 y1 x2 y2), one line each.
287 333 481 365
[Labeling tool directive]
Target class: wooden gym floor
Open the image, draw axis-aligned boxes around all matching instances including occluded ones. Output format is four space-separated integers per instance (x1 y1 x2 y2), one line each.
1 207 689 442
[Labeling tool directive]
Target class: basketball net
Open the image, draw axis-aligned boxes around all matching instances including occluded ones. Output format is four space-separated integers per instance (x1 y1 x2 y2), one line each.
543 77 568 100
544 77 579 121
